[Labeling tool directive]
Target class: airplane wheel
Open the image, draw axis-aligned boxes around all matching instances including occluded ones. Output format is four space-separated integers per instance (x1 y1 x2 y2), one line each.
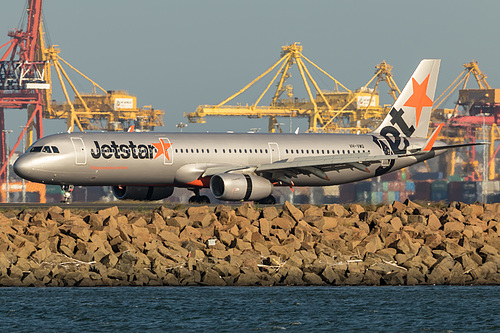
189 195 211 204
258 195 276 205
199 195 210 204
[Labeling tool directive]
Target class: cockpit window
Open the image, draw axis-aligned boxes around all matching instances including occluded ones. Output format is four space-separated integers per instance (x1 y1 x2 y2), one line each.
29 145 60 153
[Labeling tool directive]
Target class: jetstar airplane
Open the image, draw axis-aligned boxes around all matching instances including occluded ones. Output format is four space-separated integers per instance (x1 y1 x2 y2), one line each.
13 59 481 204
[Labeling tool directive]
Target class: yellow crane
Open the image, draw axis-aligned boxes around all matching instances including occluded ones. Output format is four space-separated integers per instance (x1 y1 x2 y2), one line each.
22 24 165 147
185 43 398 133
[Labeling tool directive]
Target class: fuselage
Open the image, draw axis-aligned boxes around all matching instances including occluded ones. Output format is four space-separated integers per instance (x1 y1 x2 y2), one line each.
14 131 445 188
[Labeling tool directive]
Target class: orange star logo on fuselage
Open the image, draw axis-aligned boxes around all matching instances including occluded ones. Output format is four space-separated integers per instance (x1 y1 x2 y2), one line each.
152 139 172 160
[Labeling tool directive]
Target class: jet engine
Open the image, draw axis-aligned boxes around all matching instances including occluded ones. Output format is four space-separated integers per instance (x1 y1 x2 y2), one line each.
112 186 174 201
210 173 273 201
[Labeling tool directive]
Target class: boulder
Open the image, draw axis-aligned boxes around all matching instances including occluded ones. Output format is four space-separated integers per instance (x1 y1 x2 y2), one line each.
283 201 304 222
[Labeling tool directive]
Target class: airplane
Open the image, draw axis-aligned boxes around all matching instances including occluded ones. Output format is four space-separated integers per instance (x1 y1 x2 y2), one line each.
13 59 481 204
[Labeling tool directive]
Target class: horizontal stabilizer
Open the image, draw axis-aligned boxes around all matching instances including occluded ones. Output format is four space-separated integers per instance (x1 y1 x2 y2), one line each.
431 142 489 152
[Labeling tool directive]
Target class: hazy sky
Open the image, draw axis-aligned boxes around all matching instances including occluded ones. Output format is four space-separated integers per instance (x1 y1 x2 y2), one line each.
1 0 500 141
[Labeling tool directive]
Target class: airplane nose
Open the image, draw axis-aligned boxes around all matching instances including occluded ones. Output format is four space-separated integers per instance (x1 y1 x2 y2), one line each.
13 155 33 179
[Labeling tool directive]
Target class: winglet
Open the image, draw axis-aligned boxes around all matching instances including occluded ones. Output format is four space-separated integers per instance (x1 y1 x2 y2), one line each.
127 125 135 132
422 123 443 152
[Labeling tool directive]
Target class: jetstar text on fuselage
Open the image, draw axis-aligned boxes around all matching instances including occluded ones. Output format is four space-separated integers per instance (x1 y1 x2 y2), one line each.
90 140 171 160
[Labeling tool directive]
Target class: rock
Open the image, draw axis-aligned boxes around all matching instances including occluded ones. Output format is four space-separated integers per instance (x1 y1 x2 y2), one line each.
349 204 365 215
262 207 279 221
302 272 324 285
234 272 260 286
283 266 304 285
201 269 226 286
97 206 119 219
258 218 271 237
324 204 348 218
68 225 91 243
236 203 260 221
381 271 405 285
283 201 304 222
407 215 427 225
444 221 465 236
179 226 202 241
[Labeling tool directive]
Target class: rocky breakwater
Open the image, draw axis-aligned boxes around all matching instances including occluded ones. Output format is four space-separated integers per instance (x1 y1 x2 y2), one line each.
1 200 500 286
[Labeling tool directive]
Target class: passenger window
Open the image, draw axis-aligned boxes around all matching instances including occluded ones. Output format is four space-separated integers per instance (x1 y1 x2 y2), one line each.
51 146 60 153
223 149 225 153
322 150 324 154
260 149 263 153
301 149 304 154
265 149 268 153
244 149 247 153
175 149 178 153
30 146 43 153
196 149 199 153
42 146 52 153
342 150 345 154
249 149 252 153
239 149 242 153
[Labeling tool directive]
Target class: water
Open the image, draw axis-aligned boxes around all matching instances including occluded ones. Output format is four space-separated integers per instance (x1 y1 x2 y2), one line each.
1 286 499 332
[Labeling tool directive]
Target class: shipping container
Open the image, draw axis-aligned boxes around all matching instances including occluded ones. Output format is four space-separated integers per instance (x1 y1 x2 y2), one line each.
339 184 356 203
448 182 463 202
431 190 447 202
412 181 431 201
405 181 416 192
412 172 442 181
371 191 383 204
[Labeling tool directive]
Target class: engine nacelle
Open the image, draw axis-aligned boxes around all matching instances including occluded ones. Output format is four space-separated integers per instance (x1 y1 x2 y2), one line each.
210 173 273 201
112 186 174 201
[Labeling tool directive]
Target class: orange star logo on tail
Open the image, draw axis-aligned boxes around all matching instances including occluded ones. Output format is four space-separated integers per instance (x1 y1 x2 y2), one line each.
403 74 433 126
152 139 172 160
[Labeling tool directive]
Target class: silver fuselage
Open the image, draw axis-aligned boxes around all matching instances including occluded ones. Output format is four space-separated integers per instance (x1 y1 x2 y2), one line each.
14 132 444 188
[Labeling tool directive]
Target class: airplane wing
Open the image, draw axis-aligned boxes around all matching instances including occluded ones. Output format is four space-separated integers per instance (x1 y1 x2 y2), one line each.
202 152 399 184
254 153 398 183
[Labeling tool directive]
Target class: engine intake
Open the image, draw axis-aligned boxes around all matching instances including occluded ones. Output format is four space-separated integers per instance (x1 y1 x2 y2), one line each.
210 173 273 201
112 186 174 201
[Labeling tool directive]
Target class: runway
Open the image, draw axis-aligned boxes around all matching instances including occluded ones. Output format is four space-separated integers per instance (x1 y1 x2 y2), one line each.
0 201 272 211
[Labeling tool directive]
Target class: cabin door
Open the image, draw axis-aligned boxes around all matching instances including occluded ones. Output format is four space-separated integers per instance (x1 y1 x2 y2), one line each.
160 137 174 165
70 137 87 165
268 142 280 163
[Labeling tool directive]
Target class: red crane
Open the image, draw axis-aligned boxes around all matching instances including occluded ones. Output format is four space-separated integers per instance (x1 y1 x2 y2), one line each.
0 0 45 188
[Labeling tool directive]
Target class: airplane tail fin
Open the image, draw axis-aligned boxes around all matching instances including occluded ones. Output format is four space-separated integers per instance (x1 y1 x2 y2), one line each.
373 59 440 138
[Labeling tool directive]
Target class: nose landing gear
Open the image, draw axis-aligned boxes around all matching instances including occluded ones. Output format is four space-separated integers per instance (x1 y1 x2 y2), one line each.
61 185 74 203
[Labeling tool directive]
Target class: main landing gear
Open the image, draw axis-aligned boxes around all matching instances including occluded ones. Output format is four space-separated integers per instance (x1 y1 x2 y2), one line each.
188 188 210 204
61 185 74 204
257 195 276 205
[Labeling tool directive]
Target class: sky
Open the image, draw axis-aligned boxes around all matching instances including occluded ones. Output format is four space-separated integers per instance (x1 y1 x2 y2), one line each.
1 0 500 144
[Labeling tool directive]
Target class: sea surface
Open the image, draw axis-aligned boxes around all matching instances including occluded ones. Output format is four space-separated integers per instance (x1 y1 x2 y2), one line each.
1 286 499 332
